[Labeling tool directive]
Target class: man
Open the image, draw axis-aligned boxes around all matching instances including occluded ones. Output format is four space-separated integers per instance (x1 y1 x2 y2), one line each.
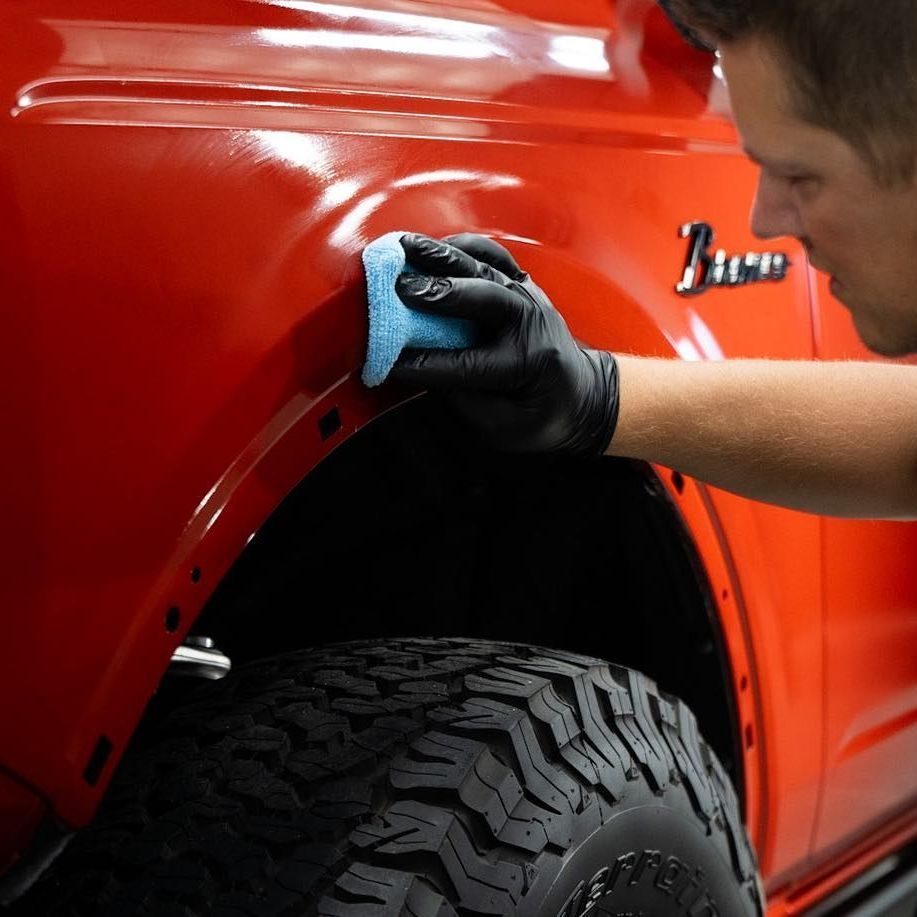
388 0 917 520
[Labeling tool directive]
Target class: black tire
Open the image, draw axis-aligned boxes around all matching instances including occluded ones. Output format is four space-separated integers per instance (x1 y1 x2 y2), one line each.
18 638 764 916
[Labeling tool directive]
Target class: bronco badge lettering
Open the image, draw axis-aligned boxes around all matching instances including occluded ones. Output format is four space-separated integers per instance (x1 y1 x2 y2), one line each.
555 852 717 917
675 221 789 295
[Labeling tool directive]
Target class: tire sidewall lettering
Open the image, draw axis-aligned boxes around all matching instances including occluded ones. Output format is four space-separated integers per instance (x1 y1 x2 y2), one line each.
555 850 718 917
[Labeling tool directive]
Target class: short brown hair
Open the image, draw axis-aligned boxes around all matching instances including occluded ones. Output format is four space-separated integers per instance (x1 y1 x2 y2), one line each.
660 0 917 185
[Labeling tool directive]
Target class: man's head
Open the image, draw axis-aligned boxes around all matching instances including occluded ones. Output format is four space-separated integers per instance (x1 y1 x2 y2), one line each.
662 0 917 356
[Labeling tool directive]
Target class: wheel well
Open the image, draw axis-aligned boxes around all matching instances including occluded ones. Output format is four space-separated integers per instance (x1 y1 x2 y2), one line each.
193 394 744 800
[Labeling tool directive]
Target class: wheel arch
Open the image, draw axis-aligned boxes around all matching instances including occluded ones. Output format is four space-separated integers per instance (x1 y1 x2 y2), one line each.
190 392 761 836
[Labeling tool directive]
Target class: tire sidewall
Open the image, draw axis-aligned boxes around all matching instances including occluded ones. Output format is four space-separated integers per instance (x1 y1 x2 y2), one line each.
523 799 752 917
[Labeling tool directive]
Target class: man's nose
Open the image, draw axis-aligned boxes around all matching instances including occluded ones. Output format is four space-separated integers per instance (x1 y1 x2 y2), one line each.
749 171 803 240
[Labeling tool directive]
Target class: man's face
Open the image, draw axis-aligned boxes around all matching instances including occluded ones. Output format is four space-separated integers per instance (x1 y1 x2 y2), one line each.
720 37 917 356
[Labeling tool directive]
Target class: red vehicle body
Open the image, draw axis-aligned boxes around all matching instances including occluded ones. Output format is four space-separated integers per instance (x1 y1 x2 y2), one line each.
1 0 916 913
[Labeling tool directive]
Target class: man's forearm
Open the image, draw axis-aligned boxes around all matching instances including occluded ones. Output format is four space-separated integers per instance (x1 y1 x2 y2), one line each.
609 356 917 519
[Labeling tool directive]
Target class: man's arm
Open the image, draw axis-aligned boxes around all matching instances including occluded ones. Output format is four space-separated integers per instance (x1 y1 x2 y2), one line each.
610 357 917 519
390 233 917 520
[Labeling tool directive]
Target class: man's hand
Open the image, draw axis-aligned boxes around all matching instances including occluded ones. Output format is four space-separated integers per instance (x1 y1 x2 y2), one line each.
391 233 620 456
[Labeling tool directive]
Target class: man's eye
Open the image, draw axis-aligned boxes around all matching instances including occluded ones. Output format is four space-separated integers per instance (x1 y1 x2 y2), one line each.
786 174 822 196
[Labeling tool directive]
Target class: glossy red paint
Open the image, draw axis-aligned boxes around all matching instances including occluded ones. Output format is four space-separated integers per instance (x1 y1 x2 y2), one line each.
811 271 917 855
1 0 915 911
766 800 917 915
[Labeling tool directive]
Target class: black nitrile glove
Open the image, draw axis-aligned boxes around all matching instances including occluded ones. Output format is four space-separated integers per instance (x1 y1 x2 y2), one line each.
391 233 620 456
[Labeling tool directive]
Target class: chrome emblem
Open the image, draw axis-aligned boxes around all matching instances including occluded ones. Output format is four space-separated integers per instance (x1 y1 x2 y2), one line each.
675 221 790 296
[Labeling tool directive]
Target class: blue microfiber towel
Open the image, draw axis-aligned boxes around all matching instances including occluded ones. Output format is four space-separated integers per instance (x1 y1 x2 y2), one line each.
361 231 476 387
